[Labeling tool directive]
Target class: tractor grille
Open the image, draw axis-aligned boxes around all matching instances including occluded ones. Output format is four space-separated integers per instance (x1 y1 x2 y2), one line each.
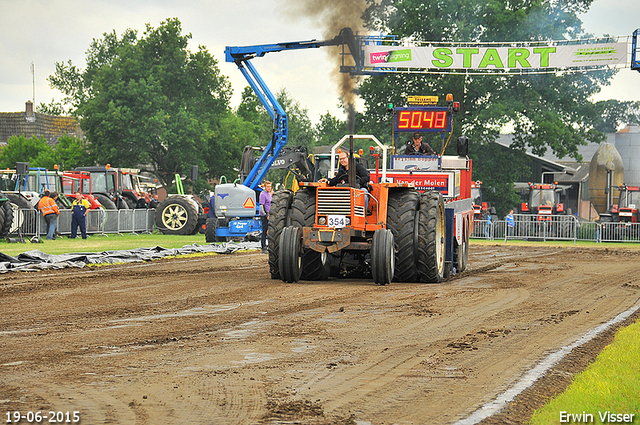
318 189 351 215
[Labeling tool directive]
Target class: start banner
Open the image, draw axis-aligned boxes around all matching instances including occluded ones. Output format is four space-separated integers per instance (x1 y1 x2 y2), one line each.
364 42 627 71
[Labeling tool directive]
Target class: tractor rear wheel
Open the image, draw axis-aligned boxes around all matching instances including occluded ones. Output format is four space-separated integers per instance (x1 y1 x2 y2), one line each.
5 193 33 234
417 191 445 283
371 228 395 285
279 226 302 283
95 194 117 210
155 196 198 235
0 201 14 238
6 193 32 210
268 190 293 279
289 188 330 281
386 189 420 282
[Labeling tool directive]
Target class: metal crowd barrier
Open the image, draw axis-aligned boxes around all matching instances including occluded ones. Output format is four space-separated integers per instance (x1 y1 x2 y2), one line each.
471 214 640 243
12 208 156 238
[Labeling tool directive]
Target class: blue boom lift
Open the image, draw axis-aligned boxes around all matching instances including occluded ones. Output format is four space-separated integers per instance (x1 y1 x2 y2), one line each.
206 29 360 241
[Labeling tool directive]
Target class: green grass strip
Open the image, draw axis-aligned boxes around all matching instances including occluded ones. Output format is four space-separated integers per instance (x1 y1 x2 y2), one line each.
530 318 640 424
0 232 220 257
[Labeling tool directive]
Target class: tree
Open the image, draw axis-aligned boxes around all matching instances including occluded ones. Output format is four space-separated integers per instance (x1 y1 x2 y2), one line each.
0 134 90 171
275 89 315 149
360 0 615 212
592 100 640 133
315 112 347 147
0 135 53 169
52 134 90 170
47 18 233 186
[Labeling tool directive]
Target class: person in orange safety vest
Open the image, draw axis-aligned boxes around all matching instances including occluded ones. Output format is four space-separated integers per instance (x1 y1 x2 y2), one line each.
38 191 60 240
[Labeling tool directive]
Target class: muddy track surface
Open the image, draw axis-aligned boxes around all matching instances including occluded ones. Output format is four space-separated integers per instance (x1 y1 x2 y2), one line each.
1 244 639 424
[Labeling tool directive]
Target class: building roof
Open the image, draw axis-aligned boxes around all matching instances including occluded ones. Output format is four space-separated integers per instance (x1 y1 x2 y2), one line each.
0 101 82 146
494 133 613 164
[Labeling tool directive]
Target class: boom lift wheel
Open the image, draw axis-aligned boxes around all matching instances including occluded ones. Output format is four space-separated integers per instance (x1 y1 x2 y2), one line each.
0 201 14 238
279 226 302 283
205 217 226 242
371 228 395 285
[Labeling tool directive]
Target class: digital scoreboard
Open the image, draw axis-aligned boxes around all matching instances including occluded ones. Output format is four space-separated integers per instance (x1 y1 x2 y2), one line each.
394 107 451 132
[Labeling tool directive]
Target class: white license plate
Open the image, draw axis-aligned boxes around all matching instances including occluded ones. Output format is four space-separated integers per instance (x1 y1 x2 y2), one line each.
327 215 346 228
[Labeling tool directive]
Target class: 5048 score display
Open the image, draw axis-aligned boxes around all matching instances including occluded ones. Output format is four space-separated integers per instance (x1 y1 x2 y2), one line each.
396 109 449 131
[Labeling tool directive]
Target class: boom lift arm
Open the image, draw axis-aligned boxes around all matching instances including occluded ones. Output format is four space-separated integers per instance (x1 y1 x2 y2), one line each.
224 28 359 189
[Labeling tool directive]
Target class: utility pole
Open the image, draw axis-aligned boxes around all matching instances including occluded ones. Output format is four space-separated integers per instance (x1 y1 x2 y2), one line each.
31 62 35 107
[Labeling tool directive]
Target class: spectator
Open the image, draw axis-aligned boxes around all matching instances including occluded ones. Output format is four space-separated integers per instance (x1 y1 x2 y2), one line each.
38 191 60 240
148 194 159 209
70 191 90 239
484 213 492 239
506 209 515 237
259 181 273 253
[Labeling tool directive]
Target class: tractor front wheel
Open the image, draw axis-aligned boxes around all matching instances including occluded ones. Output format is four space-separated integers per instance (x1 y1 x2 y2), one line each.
289 188 330 281
279 226 302 283
268 190 293 279
371 228 395 285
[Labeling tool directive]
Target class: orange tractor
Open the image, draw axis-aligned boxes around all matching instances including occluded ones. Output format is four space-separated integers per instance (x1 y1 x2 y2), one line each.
268 132 473 285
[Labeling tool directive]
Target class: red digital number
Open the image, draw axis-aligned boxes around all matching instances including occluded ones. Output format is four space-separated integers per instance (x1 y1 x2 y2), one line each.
422 111 434 128
398 111 411 129
411 111 423 128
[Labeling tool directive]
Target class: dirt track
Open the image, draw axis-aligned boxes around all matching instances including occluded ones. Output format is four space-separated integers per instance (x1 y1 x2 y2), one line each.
1 244 640 424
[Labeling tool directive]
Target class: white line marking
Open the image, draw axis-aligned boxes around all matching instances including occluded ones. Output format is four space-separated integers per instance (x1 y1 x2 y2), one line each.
454 301 640 425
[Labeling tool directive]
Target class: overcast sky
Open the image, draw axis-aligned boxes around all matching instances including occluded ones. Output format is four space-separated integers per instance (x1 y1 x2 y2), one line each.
1 0 639 125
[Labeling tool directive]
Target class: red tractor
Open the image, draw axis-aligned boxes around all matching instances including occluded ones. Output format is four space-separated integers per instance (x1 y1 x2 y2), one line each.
515 182 571 238
518 182 570 219
598 185 640 239
616 185 640 223
73 166 142 209
61 171 105 210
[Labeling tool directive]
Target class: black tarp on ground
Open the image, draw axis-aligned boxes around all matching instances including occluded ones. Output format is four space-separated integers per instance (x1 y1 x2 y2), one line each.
0 242 261 273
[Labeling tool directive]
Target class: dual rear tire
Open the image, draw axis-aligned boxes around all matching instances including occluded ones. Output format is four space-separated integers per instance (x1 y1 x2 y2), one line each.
387 189 445 283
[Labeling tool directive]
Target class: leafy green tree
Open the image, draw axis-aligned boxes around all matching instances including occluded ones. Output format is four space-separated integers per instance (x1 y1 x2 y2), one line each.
52 134 90 169
314 112 347 147
47 18 233 186
592 100 640 133
0 134 90 171
37 100 68 116
471 143 530 217
0 135 53 169
360 0 615 212
275 89 315 149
